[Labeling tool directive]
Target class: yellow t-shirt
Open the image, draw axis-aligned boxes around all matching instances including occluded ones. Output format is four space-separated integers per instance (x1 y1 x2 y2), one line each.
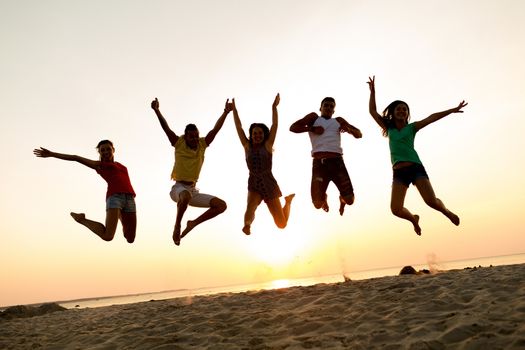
171 137 207 181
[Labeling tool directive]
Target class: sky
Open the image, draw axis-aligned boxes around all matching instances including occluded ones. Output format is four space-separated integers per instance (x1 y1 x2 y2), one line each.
1 0 524 307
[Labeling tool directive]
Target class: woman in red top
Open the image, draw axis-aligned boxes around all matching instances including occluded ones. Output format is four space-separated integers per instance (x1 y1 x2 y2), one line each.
33 140 137 243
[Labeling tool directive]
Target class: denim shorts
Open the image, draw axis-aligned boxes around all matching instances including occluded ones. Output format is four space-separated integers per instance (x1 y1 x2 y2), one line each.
393 163 429 187
106 193 136 212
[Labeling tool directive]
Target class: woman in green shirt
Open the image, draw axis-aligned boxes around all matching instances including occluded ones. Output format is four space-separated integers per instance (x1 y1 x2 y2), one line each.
367 76 467 235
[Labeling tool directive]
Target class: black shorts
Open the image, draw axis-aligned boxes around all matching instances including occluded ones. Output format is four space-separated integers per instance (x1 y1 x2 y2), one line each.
393 163 429 187
311 157 354 203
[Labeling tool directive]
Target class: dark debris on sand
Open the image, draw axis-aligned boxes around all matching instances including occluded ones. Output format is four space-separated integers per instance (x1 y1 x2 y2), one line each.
399 265 431 275
0 303 67 320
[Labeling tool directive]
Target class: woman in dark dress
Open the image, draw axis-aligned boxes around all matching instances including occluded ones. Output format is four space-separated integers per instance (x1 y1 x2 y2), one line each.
232 93 294 235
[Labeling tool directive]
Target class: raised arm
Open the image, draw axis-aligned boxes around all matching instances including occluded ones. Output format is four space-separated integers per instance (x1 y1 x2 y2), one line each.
367 76 387 132
205 99 233 146
336 117 363 139
414 100 468 132
231 98 249 148
266 93 280 148
290 112 320 134
33 147 100 169
150 98 178 146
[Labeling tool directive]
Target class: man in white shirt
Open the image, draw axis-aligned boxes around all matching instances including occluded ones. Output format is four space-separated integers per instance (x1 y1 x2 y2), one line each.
290 97 362 215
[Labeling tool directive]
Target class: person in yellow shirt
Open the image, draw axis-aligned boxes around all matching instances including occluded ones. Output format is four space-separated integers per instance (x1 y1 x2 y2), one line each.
151 97 233 245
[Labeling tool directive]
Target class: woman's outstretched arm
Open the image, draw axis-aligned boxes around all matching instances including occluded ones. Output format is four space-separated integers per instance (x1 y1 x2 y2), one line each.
231 98 249 148
33 147 99 169
367 76 387 133
415 100 468 131
267 93 280 148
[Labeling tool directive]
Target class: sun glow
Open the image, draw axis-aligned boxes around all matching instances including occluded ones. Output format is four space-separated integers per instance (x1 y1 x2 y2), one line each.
270 279 291 289
248 231 299 266
246 217 310 267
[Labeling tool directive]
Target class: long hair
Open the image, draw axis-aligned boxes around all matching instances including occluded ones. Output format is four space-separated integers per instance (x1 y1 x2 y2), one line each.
248 123 270 145
96 139 114 161
96 139 114 149
380 100 410 137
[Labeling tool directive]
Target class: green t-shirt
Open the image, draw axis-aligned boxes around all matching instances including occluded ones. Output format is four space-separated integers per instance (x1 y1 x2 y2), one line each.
387 123 422 166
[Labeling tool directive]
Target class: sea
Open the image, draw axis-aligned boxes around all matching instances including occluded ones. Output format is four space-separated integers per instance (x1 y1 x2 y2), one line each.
3 253 523 311
54 253 525 310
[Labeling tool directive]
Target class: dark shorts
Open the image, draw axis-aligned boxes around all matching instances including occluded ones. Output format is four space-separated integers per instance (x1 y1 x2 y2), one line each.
393 163 429 187
311 157 354 203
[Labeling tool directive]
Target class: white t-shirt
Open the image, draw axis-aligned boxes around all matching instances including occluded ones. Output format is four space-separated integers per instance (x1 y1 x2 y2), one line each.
308 117 343 155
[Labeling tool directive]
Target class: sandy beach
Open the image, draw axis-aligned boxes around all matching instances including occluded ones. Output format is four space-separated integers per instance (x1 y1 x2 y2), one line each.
1 263 524 349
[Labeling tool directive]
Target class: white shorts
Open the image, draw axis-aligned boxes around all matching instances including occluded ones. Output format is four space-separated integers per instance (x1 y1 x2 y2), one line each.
170 182 215 208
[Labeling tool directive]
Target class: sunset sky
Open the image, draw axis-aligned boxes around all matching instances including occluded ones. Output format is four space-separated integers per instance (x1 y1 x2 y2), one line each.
1 0 524 307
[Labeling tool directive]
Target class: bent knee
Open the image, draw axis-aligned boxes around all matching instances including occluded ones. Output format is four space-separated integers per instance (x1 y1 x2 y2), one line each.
212 199 227 213
343 195 355 205
101 227 117 241
275 220 287 229
390 206 403 216
424 198 440 208
101 234 115 242
124 232 136 243
313 201 324 209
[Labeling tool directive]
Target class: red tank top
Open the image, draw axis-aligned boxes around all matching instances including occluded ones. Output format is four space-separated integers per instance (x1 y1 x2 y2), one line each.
96 161 136 199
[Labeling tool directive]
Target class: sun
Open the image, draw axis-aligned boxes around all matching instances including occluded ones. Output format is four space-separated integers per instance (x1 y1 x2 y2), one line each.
270 279 291 289
245 218 310 267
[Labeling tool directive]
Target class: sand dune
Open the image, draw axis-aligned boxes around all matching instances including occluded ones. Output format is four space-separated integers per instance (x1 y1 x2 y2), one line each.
1 263 524 349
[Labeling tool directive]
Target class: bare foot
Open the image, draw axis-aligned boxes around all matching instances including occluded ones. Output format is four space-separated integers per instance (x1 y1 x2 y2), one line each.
70 212 85 223
339 196 346 216
446 210 460 226
173 225 181 246
320 193 329 212
242 225 251 235
413 215 422 236
285 193 295 204
180 220 197 239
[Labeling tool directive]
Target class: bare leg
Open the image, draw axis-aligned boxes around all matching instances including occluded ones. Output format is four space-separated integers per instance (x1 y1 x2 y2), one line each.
70 208 119 241
267 193 295 229
414 178 460 226
339 193 355 216
120 211 137 243
173 191 191 246
283 194 295 222
181 197 227 239
313 193 329 212
390 183 422 236
243 192 263 235
339 196 346 216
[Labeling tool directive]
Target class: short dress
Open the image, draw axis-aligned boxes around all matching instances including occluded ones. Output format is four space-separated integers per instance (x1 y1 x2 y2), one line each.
245 144 282 201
